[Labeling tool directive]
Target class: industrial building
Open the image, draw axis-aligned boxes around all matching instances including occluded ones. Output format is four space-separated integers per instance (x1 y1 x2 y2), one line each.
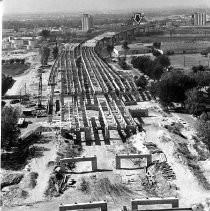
113 43 152 56
2 37 37 50
192 12 207 26
82 14 94 31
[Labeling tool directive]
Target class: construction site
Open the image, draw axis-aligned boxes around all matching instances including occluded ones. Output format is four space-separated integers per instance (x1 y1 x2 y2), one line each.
2 28 210 211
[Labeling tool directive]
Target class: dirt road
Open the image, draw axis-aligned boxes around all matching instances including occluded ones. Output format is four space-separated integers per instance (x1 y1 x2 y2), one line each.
6 53 40 96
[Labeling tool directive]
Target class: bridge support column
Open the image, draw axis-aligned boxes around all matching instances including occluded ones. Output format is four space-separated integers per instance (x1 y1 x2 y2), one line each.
116 155 121 169
131 197 179 211
48 85 55 122
85 128 91 140
104 126 110 140
119 93 122 100
60 69 65 121
116 154 152 169
92 156 98 171
60 156 98 172
59 201 108 211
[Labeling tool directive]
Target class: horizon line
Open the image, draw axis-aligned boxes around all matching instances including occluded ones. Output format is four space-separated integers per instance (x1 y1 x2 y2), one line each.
3 6 209 16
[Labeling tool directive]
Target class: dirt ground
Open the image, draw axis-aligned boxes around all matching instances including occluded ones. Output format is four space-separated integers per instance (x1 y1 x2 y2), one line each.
5 51 53 97
135 101 210 206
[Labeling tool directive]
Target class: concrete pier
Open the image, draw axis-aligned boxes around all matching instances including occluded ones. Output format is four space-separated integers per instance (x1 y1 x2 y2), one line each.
131 197 179 211
59 201 107 211
60 155 98 172
116 154 152 169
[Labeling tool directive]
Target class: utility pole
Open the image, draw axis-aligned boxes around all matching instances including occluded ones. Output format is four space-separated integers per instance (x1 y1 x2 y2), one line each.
25 83 27 95
184 56 185 67
38 70 42 108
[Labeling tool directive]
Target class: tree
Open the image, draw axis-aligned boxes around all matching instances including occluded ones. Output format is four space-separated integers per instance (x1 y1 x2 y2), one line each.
1 106 21 151
166 50 174 55
10 59 14 64
148 81 159 100
39 29 50 39
15 58 20 64
40 46 51 66
151 64 164 81
152 48 162 57
135 75 148 88
192 65 206 73
52 43 59 60
193 71 210 88
144 60 155 77
157 71 197 107
118 57 127 70
131 56 151 74
154 55 171 68
185 88 205 115
201 50 208 57
2 74 14 96
122 41 129 59
106 44 114 58
20 59 25 64
153 42 161 49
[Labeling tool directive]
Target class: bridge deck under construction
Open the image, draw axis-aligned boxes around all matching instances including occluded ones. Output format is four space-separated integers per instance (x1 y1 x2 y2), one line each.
48 37 149 143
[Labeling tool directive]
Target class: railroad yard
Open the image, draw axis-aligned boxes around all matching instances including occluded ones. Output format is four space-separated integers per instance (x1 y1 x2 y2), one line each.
2 31 210 211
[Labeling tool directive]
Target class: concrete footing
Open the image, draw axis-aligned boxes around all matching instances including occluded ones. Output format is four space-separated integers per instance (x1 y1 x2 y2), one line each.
131 197 179 211
59 201 107 211
116 154 152 169
60 155 97 172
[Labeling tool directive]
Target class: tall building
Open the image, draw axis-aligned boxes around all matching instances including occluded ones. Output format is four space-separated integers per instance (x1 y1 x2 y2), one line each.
82 14 94 31
192 12 207 26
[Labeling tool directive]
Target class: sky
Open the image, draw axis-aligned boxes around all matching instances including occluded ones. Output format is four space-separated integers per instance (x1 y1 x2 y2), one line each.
2 0 210 14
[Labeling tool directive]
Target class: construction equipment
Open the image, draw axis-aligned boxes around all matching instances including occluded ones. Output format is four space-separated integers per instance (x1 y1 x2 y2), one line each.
35 68 47 117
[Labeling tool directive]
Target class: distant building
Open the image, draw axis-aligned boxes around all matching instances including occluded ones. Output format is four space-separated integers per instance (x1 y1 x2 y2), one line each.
82 14 94 31
3 28 15 33
192 13 207 26
113 43 152 56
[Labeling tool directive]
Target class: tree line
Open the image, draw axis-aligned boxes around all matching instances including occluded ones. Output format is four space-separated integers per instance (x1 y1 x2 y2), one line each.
132 54 170 81
40 42 59 66
131 54 210 115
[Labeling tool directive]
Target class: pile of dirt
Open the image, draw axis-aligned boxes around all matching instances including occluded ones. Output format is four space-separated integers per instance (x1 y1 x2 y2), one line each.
44 139 82 198
1 185 29 207
56 141 82 171
1 172 24 189
1 172 38 207
19 172 39 191
77 176 132 200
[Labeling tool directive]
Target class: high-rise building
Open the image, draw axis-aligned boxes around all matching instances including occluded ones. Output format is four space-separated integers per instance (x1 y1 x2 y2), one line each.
192 12 206 26
82 14 94 31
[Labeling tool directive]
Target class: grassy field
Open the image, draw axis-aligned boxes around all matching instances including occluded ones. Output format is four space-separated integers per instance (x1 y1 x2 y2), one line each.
169 54 210 69
2 63 30 77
